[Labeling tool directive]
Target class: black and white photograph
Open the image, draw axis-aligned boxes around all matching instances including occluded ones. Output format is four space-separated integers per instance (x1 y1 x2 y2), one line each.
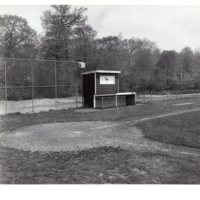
0 1 200 195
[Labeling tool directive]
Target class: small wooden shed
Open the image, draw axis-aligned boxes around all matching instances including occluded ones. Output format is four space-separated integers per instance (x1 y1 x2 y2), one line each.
82 70 136 108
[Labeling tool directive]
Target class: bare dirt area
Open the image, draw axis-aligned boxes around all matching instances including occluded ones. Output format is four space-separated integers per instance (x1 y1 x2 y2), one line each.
0 97 82 115
1 98 200 183
1 121 138 152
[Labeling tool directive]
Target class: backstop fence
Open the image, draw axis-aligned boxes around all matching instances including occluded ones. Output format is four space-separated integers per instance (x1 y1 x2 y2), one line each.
0 58 83 115
1 58 200 115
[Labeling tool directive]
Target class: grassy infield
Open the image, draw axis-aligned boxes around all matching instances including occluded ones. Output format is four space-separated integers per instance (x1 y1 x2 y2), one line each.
1 98 200 183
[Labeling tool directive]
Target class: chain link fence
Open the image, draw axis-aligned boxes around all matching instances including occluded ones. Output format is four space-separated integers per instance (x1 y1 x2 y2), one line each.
1 58 200 115
136 89 200 104
0 58 83 115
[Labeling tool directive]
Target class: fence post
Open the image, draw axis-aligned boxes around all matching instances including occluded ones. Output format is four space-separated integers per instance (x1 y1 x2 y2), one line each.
143 85 145 104
167 90 169 100
31 61 34 113
75 84 78 108
4 59 7 115
54 60 57 110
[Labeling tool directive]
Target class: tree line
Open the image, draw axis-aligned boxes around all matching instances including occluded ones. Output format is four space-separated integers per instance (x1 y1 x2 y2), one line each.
1 5 200 95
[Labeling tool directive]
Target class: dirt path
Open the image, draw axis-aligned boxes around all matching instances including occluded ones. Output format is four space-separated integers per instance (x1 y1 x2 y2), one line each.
90 107 200 158
92 107 200 130
1 105 200 183
1 107 200 158
1 107 200 159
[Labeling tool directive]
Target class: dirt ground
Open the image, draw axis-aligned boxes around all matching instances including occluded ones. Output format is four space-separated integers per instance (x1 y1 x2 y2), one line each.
1 98 200 183
0 97 82 115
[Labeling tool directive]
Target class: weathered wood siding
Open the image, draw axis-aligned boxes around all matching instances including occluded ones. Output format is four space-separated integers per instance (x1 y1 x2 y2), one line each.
95 94 136 108
96 73 119 94
95 96 116 108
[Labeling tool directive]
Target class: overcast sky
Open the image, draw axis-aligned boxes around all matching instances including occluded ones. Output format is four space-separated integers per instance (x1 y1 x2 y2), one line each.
0 5 200 51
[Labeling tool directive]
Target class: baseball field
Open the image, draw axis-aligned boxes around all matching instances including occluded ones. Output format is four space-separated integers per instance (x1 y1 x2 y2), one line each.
0 97 200 183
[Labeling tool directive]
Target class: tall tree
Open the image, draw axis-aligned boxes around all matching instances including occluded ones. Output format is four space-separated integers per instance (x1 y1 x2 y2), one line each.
73 23 97 62
122 38 159 91
95 36 123 69
41 5 87 60
0 14 37 58
178 47 194 81
156 50 177 89
192 49 200 88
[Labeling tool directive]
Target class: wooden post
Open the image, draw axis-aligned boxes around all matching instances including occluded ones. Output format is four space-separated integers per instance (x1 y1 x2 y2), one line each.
76 84 78 108
4 59 7 115
93 95 96 108
167 90 169 100
54 60 57 110
101 96 103 108
31 61 34 113
81 73 84 108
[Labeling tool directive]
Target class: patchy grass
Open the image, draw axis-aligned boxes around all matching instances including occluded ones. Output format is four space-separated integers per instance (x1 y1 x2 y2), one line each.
1 146 200 184
1 98 200 184
1 98 200 133
137 111 200 149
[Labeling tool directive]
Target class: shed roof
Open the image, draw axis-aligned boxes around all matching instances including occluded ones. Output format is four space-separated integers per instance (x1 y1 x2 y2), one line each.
82 70 121 75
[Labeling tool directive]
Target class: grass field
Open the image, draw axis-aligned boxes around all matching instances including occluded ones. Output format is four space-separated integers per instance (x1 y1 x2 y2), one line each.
1 98 200 183
137 111 200 149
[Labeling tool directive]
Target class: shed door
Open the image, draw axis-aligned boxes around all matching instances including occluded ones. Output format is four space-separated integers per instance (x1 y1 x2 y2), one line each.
83 74 95 107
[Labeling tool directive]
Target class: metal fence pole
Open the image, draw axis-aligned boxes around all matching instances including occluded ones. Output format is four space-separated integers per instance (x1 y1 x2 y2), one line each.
75 84 78 108
4 59 7 115
31 61 34 113
54 60 57 110
143 86 145 104
80 69 83 108
167 90 169 100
